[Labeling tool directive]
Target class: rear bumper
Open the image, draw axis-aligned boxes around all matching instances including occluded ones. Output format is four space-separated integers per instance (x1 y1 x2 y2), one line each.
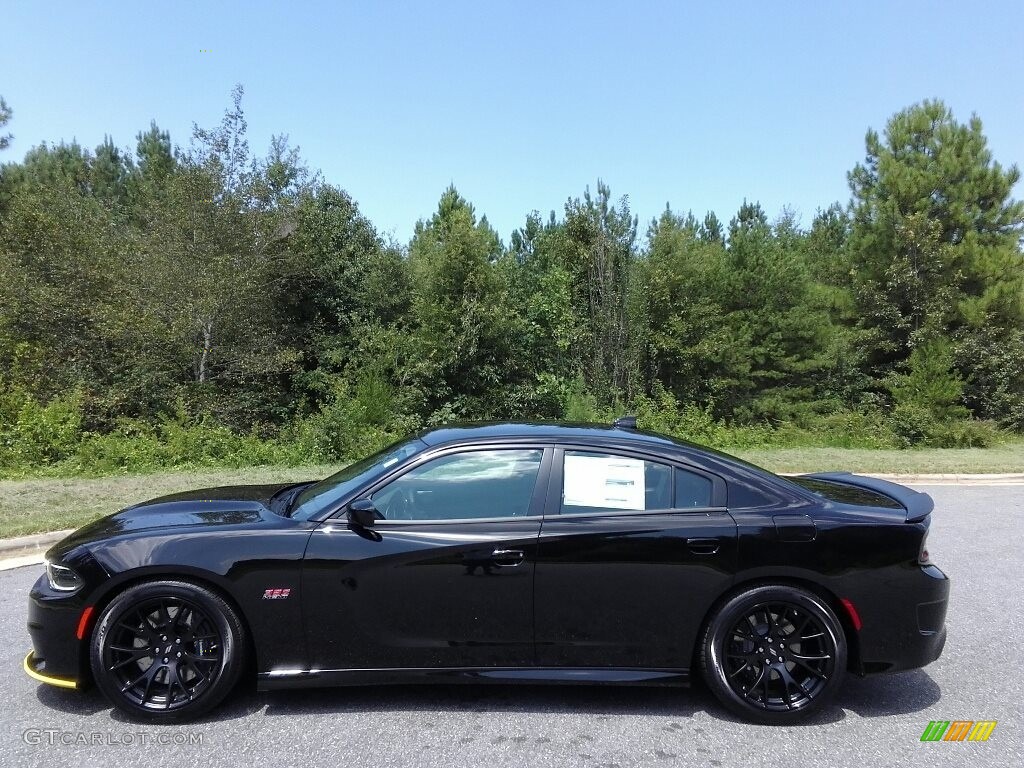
891 624 947 671
854 563 950 673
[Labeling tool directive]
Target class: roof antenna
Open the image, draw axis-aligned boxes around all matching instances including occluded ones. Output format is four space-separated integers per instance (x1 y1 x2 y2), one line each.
613 415 637 430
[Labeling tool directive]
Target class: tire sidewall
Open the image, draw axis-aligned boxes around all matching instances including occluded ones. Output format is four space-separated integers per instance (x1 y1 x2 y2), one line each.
702 585 847 723
90 580 245 722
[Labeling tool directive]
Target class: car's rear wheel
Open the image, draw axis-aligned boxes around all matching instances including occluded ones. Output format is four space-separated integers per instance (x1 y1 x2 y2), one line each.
90 580 245 722
700 584 846 723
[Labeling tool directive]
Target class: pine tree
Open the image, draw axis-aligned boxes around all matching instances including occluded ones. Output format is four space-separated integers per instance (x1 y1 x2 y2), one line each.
846 100 1024 422
0 97 12 151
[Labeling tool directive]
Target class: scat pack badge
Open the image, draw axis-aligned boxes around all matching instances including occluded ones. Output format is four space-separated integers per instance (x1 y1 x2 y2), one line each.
262 588 291 600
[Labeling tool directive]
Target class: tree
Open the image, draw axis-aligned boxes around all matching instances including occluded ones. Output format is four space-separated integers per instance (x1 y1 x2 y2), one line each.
122 87 308 427
91 136 129 206
0 174 127 418
700 211 724 245
888 338 968 421
3 89 1022 458
2 141 92 193
0 97 12 151
640 208 735 407
407 186 525 419
847 100 1024 417
562 181 639 400
506 210 586 414
804 203 850 285
131 122 175 189
283 184 408 404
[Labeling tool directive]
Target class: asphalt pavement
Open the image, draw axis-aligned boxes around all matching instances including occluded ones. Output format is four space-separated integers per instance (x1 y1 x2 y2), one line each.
2 485 1021 768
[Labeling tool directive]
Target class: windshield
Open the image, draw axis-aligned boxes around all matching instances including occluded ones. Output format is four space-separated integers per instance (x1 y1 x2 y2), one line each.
289 437 427 520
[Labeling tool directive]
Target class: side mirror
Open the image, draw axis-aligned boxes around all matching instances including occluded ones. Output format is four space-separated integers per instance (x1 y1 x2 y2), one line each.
347 498 378 528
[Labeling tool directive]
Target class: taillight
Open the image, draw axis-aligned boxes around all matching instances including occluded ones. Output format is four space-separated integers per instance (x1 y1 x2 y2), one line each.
918 531 931 565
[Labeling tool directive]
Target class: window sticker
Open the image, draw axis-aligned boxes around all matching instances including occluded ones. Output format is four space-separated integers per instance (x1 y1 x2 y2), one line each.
564 454 646 510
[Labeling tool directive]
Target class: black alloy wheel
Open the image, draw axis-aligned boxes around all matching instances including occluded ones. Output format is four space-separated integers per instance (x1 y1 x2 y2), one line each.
90 580 246 722
700 585 846 723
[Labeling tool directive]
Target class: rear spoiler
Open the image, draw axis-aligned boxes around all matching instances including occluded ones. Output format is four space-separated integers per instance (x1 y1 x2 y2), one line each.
801 472 934 522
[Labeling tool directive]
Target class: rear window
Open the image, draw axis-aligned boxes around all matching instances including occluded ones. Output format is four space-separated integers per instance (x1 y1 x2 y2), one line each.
789 477 903 508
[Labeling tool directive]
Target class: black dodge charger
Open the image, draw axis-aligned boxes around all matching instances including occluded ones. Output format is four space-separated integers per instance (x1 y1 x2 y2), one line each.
25 419 949 723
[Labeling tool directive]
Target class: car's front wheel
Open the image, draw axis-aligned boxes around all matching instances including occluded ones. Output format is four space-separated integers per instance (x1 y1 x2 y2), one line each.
700 584 846 723
90 580 246 722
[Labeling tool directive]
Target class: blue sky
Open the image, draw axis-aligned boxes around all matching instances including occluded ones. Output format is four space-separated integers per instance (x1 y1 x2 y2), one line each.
3 0 1022 243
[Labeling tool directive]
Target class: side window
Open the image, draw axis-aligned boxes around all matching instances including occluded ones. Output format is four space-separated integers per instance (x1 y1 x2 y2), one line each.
727 480 781 509
371 449 543 521
674 468 713 508
561 451 673 513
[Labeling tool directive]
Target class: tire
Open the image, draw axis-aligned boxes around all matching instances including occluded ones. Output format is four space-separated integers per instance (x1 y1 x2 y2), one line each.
90 580 246 722
699 584 846 724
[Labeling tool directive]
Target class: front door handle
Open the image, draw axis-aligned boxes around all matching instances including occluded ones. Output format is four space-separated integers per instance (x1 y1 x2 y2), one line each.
686 537 720 555
490 548 525 566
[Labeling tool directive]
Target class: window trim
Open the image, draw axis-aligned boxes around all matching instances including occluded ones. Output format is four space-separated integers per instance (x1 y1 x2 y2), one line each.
545 445 726 518
326 444 552 525
548 505 730 522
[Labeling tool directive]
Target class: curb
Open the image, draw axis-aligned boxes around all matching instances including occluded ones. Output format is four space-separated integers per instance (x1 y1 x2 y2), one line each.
0 552 47 572
0 529 74 573
867 473 1024 485
0 529 74 557
779 472 1024 486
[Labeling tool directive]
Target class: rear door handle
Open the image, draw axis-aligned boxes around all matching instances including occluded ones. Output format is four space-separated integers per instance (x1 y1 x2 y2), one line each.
686 537 720 555
490 548 525 566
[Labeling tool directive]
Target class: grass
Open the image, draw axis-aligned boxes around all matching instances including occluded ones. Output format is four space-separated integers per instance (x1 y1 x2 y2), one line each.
0 465 342 540
733 441 1024 474
1 442 1022 540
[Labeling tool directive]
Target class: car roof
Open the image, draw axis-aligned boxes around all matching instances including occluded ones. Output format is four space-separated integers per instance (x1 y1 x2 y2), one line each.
419 421 700 450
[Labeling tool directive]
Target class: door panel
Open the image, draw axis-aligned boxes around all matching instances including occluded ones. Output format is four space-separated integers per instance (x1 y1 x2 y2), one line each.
534 447 736 669
303 519 540 670
534 512 736 668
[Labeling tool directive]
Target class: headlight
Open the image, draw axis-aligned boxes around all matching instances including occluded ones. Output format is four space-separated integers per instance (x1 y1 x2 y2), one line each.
45 561 84 592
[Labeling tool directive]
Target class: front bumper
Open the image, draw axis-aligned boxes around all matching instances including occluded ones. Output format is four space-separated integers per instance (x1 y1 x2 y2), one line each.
26 571 90 683
23 650 78 689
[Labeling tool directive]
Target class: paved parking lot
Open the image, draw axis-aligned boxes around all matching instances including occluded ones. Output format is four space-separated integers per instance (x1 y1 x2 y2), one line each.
2 485 1020 768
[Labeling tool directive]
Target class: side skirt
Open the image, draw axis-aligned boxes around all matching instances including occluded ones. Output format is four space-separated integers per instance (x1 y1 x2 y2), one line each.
257 666 690 691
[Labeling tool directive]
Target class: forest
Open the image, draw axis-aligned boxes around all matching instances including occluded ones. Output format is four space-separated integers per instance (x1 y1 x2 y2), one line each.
0 89 1022 476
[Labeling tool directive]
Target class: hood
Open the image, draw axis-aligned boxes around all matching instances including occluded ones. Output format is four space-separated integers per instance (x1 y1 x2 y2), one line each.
49 483 301 558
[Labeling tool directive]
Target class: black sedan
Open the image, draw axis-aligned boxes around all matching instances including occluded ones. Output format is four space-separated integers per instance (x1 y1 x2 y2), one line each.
25 419 949 723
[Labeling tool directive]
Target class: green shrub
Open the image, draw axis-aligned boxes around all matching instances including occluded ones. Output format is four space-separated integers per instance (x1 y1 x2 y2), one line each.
73 421 168 473
558 377 605 423
289 378 419 463
156 411 289 467
889 339 971 421
0 373 1012 480
0 386 83 467
889 404 938 448
71 413 297 474
923 419 1000 449
788 410 899 449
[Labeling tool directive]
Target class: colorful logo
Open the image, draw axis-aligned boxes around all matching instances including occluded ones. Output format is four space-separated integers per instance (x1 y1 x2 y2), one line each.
262 588 291 600
920 721 997 742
